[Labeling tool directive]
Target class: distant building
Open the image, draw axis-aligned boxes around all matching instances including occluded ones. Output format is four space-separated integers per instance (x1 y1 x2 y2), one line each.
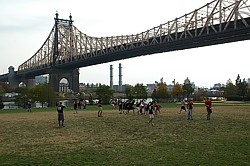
213 83 225 90
146 83 174 94
113 84 128 92
146 84 156 94
206 89 224 100
79 83 85 88
167 84 174 93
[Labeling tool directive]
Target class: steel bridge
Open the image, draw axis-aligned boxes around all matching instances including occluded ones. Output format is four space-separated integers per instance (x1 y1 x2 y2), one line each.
1 0 250 92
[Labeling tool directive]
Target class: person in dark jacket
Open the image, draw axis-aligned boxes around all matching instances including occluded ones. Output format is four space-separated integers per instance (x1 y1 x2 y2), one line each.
57 102 66 127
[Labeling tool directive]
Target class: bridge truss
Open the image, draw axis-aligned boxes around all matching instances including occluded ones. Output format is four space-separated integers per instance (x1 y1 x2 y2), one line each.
18 0 250 72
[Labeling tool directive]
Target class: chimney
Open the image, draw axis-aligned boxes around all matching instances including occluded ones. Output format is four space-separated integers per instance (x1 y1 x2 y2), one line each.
119 63 122 92
110 65 113 89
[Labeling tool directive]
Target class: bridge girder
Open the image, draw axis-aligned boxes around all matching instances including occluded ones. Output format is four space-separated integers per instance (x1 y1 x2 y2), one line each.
17 0 250 74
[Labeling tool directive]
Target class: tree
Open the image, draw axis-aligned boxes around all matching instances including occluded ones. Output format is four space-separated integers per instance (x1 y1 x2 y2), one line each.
235 74 248 99
246 88 250 100
235 74 242 87
124 84 147 100
0 85 5 95
95 85 114 104
172 82 183 101
194 87 207 101
182 77 194 99
152 78 169 101
125 85 133 100
0 82 12 93
224 79 238 99
133 83 147 99
14 87 31 108
29 83 56 107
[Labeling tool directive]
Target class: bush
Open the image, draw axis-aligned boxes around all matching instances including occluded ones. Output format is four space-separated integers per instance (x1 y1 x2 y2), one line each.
226 95 250 101
226 95 241 101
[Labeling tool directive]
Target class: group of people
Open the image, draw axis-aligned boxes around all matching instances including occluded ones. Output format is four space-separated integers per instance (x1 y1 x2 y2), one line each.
114 99 161 126
179 97 212 120
72 99 87 114
110 99 161 115
56 99 87 127
56 97 213 127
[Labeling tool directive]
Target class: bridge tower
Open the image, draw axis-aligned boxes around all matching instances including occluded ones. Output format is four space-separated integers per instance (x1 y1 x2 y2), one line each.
49 13 79 93
49 68 79 93
8 66 18 89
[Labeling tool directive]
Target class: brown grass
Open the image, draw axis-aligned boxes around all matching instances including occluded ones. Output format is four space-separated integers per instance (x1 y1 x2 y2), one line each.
0 105 249 165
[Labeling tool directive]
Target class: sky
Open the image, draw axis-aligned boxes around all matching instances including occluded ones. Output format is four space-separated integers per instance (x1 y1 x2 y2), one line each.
0 0 249 88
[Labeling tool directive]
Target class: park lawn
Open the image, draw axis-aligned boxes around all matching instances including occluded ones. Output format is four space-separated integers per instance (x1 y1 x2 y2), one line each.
0 104 249 165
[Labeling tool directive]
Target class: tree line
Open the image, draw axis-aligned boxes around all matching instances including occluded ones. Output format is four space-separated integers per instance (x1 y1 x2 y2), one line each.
0 74 249 109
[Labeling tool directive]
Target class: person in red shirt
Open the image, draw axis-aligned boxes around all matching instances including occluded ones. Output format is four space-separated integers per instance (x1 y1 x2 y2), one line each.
187 99 194 120
205 97 212 120
154 103 161 114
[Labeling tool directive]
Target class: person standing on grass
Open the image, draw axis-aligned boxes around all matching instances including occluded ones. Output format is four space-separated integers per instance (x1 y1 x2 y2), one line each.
139 99 144 115
73 100 78 114
110 99 116 110
57 102 66 127
27 100 32 112
78 100 82 109
205 97 212 120
187 99 193 120
98 99 103 117
135 100 141 115
83 100 86 109
179 98 186 113
148 102 155 126
118 99 123 114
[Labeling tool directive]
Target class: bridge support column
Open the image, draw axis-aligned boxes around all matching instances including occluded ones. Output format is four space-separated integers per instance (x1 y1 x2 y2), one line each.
26 78 36 88
49 68 79 93
8 66 19 89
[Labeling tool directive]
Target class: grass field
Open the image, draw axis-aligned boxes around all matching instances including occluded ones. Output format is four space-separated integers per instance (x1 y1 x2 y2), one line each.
0 103 249 165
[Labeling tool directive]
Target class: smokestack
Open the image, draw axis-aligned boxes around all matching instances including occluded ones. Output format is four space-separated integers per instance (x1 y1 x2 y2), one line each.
110 65 113 89
119 63 122 92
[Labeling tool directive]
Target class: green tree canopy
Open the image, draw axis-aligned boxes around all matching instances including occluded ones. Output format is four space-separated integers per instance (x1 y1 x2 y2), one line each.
95 85 114 104
133 83 147 99
182 77 194 99
125 85 133 100
124 84 147 100
0 85 5 95
29 83 56 107
235 74 248 98
14 86 31 108
224 79 238 98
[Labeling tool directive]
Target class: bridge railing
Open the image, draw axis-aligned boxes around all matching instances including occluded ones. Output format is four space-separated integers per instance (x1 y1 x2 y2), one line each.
71 0 250 56
18 27 54 71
